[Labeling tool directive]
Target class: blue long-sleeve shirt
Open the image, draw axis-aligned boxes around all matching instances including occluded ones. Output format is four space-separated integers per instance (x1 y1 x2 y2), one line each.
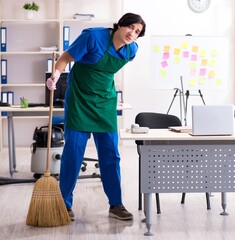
67 27 138 64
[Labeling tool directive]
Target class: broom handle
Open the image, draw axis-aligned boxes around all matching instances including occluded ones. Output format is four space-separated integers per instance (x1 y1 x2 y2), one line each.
45 52 56 175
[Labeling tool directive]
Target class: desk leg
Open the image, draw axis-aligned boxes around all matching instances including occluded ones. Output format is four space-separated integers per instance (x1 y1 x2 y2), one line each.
220 192 229 216
12 116 16 172
0 112 35 185
7 112 17 176
144 193 154 236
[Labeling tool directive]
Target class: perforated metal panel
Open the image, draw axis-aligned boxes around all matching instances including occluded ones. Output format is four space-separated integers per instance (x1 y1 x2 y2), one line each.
141 144 235 193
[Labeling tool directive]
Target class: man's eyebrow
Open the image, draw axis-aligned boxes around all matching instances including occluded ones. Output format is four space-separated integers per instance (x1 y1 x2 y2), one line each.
130 24 141 33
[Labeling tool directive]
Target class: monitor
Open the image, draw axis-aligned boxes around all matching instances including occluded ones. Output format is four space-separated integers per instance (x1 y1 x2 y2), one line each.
45 72 69 107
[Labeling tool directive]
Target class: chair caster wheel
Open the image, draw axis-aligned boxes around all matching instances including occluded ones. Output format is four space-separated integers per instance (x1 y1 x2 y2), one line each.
51 174 59 180
33 173 43 180
81 166 86 172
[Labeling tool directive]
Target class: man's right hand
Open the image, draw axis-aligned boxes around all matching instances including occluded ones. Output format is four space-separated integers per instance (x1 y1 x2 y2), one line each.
46 69 61 90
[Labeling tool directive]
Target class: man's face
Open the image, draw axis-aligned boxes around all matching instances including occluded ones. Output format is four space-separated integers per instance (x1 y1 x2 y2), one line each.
117 23 143 44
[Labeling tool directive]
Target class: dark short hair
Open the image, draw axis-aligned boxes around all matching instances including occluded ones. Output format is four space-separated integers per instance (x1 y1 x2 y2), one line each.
113 13 146 37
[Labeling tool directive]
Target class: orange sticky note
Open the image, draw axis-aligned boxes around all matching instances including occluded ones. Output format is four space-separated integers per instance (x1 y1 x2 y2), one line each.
174 48 180 55
201 59 207 66
164 45 170 52
192 46 198 52
208 70 215 78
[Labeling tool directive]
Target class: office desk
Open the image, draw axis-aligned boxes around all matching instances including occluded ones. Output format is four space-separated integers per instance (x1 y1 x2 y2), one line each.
0 106 64 182
119 129 235 236
0 103 131 182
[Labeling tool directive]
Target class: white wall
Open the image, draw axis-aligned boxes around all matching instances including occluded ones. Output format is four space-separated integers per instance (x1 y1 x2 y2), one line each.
122 0 235 136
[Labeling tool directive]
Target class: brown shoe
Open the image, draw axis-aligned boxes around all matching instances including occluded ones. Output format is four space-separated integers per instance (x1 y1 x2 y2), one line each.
109 205 133 220
67 208 75 221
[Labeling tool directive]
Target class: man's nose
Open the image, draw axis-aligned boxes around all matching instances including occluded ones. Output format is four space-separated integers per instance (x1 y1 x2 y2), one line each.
129 29 135 36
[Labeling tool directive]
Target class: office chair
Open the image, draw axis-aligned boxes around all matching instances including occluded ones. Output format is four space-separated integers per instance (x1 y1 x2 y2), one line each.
135 112 211 214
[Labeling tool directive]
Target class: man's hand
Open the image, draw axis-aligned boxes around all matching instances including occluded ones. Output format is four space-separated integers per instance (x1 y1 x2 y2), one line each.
46 69 61 90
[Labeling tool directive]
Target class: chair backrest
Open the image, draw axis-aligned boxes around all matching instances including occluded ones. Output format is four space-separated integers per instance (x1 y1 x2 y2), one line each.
135 112 182 145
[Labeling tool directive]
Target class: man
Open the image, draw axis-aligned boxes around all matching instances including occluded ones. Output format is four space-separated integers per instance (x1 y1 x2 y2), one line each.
46 12 146 221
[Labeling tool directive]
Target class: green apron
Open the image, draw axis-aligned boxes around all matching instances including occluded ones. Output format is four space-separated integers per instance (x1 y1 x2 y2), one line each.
66 32 130 132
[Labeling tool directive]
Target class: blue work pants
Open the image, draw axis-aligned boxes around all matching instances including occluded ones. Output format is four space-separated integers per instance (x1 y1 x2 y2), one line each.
59 129 123 208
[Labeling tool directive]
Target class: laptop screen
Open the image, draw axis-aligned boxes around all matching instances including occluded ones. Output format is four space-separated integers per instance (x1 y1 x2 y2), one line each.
191 105 234 136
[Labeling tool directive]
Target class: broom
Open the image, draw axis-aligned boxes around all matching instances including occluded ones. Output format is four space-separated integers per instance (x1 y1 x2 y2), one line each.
26 52 70 227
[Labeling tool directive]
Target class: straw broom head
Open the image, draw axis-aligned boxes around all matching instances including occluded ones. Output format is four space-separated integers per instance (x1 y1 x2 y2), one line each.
26 171 70 227
26 52 70 227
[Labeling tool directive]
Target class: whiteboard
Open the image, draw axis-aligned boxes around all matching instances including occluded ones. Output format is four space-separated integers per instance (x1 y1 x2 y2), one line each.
151 36 229 90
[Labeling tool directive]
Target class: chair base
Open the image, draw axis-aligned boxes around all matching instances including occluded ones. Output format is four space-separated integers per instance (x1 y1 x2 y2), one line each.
181 192 211 210
80 157 100 179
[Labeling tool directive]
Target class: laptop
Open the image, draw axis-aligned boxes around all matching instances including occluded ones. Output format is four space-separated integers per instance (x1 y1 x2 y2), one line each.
191 105 234 136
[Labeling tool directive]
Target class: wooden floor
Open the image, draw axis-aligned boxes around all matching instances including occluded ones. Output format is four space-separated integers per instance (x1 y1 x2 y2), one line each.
1 145 235 240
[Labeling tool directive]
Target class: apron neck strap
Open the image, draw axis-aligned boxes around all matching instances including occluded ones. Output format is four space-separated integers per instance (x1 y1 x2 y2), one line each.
107 30 130 60
106 30 115 51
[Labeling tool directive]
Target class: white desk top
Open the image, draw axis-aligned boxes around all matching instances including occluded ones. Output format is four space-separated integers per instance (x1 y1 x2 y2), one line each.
0 102 132 112
0 106 63 112
119 128 235 141
117 102 132 110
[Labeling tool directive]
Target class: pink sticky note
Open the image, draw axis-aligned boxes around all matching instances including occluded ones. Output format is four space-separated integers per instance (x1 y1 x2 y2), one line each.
163 52 170 59
191 54 197 61
161 61 168 68
199 68 206 76
183 51 189 58
190 68 196 76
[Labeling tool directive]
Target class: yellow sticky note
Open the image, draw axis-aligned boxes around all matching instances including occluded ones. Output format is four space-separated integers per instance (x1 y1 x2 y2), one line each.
159 69 167 77
190 61 197 68
188 79 197 87
181 42 188 49
211 50 218 57
198 77 206 84
201 59 207 66
192 46 198 52
174 48 180 55
215 79 222 85
174 57 180 63
153 45 160 52
208 70 215 78
199 50 207 57
164 45 170 52
209 59 216 66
